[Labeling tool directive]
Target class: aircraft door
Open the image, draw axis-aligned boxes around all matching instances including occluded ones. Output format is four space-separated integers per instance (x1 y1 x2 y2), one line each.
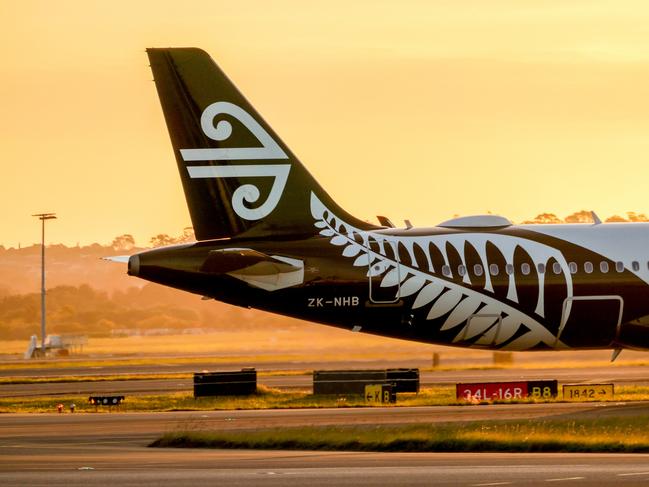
367 239 401 304
556 296 623 348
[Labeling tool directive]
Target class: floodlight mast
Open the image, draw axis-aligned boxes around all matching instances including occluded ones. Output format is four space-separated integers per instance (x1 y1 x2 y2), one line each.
32 213 56 356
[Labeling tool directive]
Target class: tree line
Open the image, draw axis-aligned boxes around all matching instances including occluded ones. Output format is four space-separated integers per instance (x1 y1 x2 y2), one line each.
521 210 649 224
0 283 298 340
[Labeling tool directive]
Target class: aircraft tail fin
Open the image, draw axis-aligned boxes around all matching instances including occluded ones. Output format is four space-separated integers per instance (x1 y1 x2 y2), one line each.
146 47 376 241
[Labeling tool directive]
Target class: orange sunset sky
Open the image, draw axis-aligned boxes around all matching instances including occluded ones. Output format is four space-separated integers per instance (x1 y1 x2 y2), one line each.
2 1 649 247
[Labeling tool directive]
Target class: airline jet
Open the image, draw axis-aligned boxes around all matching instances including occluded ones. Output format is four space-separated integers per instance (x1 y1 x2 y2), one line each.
126 47 649 356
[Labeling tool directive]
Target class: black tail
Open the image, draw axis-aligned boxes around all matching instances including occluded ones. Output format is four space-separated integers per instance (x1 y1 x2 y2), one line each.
146 47 376 241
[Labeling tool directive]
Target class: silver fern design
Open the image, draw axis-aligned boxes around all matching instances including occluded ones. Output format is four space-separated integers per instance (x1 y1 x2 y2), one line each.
310 193 574 351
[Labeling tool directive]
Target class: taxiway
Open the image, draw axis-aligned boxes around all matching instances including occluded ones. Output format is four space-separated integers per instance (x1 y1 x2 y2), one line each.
3 404 649 486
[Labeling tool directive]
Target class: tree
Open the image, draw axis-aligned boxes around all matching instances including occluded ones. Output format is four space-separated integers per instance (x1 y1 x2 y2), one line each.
176 227 195 243
149 228 195 247
111 234 135 251
149 234 175 248
604 212 649 223
564 210 593 224
626 212 649 222
605 215 627 222
522 213 562 224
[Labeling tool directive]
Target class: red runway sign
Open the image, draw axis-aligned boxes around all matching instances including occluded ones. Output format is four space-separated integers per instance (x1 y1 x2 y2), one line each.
456 380 558 401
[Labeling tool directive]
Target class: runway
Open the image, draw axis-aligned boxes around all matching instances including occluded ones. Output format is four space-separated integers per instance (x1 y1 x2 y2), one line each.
3 363 649 397
4 449 649 486
3 362 649 485
3 405 649 486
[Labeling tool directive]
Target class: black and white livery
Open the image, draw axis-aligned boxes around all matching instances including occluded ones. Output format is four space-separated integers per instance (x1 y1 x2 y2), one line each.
130 47 649 354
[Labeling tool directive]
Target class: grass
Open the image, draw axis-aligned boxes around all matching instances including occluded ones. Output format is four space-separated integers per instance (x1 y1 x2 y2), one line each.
0 368 309 385
0 373 193 385
4 353 649 378
0 329 436 359
0 386 411 413
4 385 649 413
0 354 360 371
5 330 649 373
150 417 649 453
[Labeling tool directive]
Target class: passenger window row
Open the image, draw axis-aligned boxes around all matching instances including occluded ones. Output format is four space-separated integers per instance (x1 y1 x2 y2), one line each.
439 260 639 277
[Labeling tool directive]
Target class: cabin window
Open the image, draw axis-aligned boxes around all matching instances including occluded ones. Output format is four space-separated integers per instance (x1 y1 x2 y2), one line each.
505 264 514 275
474 264 484 276
442 265 451 277
552 262 562 274
584 261 593 274
616 261 624 273
458 265 466 277
537 263 545 274
600 261 609 273
521 263 531 275
569 262 577 274
489 264 499 276
632 261 640 271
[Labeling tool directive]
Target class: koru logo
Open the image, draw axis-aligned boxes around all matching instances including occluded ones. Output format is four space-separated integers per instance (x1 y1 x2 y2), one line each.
180 102 291 221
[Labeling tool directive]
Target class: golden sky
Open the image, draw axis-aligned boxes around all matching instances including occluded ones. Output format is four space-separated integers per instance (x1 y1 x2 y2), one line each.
3 0 649 247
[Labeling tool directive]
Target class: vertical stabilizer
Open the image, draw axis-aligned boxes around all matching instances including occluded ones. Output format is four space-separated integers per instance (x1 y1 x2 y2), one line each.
147 48 376 240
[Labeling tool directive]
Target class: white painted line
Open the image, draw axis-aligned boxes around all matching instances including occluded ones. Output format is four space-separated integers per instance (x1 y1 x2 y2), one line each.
471 483 512 486
617 472 649 477
545 478 585 482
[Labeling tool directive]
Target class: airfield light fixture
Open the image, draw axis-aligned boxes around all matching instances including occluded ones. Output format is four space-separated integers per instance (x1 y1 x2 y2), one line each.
32 213 57 356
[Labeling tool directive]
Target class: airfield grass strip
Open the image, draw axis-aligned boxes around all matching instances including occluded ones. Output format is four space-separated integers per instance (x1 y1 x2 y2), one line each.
4 385 649 413
0 355 324 371
0 373 193 385
0 387 411 413
6 355 649 373
150 419 649 453
0 369 311 386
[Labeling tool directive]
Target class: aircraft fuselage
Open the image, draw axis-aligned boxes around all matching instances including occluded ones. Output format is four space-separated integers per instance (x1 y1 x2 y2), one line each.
130 215 649 352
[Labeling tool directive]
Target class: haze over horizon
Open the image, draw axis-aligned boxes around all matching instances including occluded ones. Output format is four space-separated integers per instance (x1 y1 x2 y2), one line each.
4 1 649 247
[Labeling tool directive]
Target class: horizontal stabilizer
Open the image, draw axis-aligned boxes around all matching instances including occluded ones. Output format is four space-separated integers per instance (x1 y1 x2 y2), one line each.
102 255 130 264
200 248 291 274
201 248 303 291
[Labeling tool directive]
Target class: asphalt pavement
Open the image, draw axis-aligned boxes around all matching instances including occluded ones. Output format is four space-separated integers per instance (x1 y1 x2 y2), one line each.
3 406 649 486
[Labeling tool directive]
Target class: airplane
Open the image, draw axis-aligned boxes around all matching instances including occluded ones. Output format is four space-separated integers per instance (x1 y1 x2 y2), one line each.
126 47 649 357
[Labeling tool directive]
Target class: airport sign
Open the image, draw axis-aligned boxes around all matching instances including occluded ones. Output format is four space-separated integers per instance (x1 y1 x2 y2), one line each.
562 384 614 401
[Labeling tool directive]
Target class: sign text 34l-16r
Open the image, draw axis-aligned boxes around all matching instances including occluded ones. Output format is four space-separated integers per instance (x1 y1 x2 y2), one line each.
455 380 558 402
457 381 558 401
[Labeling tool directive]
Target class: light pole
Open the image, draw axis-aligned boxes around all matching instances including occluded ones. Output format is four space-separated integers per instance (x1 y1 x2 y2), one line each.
32 213 56 356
